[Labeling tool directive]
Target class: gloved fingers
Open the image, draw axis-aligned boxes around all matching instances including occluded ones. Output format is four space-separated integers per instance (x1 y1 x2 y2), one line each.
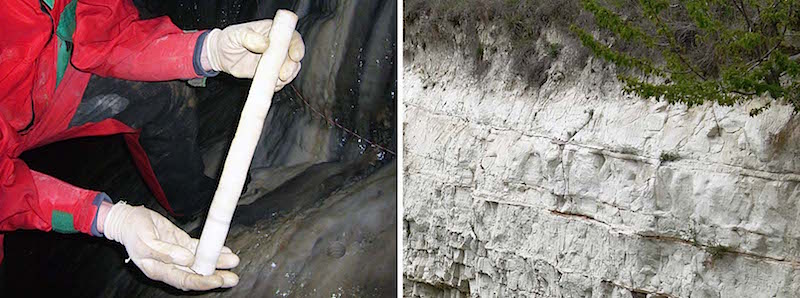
232 65 257 79
166 228 200 252
186 238 200 253
138 259 224 291
217 250 241 269
242 19 273 35
279 59 299 82
220 245 233 253
177 264 236 287
290 63 302 82
143 238 196 267
241 29 270 54
275 78 288 91
150 211 196 247
289 31 305 62
185 238 201 253
241 20 301 59
274 63 301 92
184 239 240 269
216 270 240 288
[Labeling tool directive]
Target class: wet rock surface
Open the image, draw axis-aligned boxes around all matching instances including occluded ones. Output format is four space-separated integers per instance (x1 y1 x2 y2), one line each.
105 161 397 297
0 0 396 297
403 18 800 298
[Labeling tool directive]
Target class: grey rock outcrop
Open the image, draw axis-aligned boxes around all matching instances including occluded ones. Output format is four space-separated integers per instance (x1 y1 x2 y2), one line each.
403 24 800 297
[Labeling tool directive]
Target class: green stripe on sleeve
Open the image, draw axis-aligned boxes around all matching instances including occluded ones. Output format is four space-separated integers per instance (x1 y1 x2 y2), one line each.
55 0 77 88
52 210 78 234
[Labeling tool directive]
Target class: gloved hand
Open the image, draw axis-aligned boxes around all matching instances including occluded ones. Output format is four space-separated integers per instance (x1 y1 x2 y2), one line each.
202 19 305 90
101 201 240 291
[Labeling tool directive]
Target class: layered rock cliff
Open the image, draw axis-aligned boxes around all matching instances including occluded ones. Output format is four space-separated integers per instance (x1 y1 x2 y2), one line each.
403 14 800 298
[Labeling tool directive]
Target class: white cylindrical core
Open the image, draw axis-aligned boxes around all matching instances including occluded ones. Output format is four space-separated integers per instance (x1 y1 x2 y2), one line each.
191 9 299 276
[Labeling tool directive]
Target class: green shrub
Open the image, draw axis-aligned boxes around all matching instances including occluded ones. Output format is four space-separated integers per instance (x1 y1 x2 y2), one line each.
548 42 563 58
572 0 800 115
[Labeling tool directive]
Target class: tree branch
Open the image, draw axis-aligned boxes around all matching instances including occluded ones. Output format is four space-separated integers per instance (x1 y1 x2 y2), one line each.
648 11 707 80
733 0 753 32
746 26 788 72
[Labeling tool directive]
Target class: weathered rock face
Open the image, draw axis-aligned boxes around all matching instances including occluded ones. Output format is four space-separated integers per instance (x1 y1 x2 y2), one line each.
403 21 800 297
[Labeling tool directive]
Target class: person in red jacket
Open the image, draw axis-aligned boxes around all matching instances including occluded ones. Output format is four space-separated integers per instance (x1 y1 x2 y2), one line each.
0 0 304 291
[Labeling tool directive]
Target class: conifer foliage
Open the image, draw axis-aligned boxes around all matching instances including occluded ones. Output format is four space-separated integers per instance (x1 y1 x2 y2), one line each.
572 0 800 115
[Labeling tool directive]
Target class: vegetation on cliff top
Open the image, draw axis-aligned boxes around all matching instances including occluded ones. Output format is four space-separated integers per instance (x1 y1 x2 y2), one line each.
573 0 800 115
406 0 800 115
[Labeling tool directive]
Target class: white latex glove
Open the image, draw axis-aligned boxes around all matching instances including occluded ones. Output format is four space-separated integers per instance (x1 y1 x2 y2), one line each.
202 19 305 90
102 202 240 291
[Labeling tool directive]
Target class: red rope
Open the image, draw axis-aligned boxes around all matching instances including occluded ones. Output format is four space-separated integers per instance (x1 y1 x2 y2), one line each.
289 84 397 156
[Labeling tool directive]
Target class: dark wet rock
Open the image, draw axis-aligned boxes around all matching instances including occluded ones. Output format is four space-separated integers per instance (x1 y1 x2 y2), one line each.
326 241 347 259
104 161 397 297
0 0 396 296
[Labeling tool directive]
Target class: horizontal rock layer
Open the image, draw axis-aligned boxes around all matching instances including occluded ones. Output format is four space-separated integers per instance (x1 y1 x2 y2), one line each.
403 29 800 297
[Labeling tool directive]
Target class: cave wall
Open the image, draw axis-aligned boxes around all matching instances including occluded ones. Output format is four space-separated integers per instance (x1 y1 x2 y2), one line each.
0 0 396 296
133 0 396 174
402 22 800 298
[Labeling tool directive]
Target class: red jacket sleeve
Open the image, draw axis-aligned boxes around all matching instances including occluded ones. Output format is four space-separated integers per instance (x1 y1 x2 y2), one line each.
71 0 203 81
1 119 103 236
